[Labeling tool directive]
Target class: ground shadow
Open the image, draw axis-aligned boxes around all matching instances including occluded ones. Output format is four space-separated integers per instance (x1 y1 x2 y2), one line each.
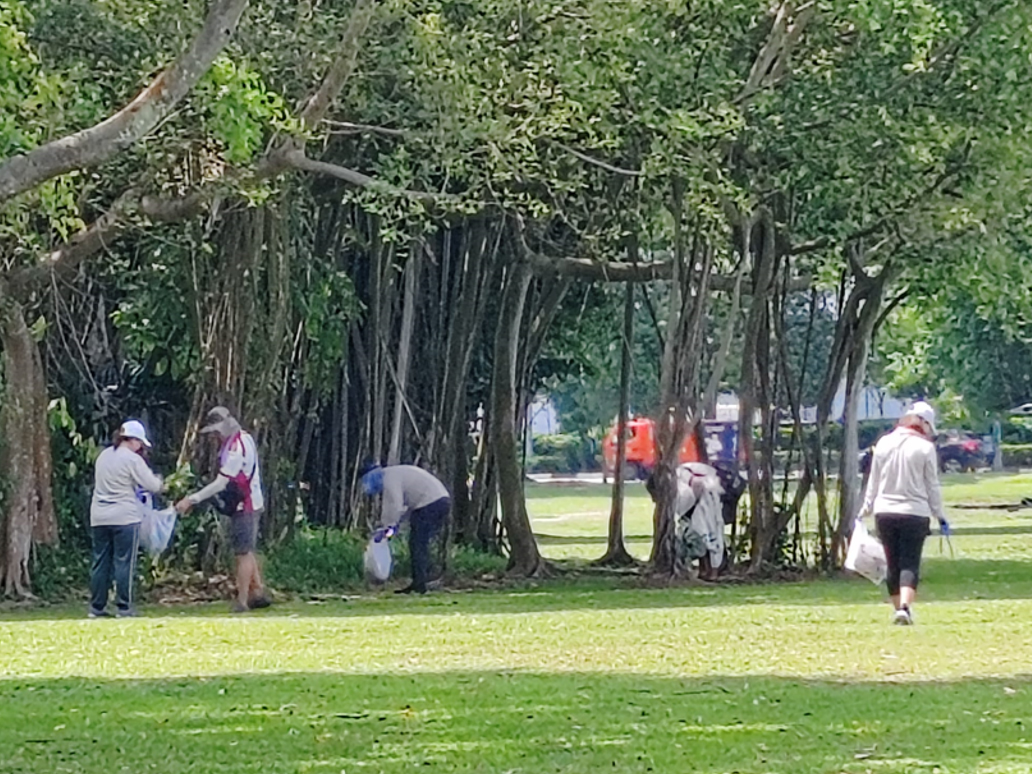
7 556 1032 623
536 533 653 544
948 525 1032 536
2 670 1030 774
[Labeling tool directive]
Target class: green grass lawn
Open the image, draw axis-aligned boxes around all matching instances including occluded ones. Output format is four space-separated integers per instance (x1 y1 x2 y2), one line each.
526 470 1032 562
3 472 1032 773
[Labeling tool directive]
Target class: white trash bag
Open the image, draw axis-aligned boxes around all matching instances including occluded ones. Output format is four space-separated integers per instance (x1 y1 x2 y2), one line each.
845 518 887 585
364 538 393 582
140 506 177 555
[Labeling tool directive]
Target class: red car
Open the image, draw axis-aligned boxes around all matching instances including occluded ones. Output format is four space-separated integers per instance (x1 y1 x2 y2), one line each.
936 430 987 473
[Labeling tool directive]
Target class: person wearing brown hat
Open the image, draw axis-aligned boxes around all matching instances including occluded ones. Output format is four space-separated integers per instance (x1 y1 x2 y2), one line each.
175 406 271 612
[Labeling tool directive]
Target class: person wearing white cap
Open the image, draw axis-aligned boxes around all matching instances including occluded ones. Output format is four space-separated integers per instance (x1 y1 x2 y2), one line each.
859 400 949 625
89 419 164 618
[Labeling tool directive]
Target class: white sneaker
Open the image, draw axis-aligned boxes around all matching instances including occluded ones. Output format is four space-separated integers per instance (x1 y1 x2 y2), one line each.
893 608 913 626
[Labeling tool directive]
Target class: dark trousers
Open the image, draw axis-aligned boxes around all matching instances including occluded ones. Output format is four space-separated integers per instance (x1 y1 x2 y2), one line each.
409 497 450 591
90 524 140 613
876 513 930 597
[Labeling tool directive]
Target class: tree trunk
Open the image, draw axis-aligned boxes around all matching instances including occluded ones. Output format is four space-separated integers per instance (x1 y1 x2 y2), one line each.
598 280 636 566
703 222 751 418
388 244 418 465
489 261 545 576
742 209 780 572
832 260 892 562
0 291 58 597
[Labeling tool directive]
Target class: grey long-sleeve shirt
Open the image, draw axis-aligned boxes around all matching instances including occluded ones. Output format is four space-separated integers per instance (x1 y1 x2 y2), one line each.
90 445 164 527
379 465 449 527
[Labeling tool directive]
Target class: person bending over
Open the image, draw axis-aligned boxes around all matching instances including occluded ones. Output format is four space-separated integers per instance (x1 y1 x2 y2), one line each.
362 464 451 594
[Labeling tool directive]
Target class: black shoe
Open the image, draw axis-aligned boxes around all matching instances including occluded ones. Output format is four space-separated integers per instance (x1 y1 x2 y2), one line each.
394 584 427 595
87 609 112 619
248 595 272 610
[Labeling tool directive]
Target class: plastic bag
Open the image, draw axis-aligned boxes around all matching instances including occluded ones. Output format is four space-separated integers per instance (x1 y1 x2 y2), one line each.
140 506 177 555
364 538 392 582
845 518 887 585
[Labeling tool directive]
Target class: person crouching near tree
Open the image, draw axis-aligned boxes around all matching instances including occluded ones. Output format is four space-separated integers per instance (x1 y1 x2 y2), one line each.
859 400 949 626
89 420 164 618
361 464 451 595
175 406 271 613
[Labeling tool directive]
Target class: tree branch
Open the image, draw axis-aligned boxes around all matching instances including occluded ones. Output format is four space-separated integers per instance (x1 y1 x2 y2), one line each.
524 250 811 291
322 120 406 137
736 1 815 104
279 148 446 206
8 188 211 296
556 143 642 177
0 0 250 204
298 0 377 130
8 0 380 300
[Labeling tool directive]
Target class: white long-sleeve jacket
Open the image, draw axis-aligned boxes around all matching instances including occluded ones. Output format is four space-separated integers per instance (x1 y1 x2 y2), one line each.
861 426 945 522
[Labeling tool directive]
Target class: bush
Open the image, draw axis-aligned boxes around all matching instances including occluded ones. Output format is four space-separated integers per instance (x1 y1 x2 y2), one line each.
31 543 90 600
265 529 367 593
1001 444 1032 468
266 528 507 593
527 453 566 473
1001 420 1032 444
449 543 507 577
527 433 597 474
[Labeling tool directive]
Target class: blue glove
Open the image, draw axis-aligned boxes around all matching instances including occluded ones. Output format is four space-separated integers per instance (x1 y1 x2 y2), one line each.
939 518 951 537
372 525 397 543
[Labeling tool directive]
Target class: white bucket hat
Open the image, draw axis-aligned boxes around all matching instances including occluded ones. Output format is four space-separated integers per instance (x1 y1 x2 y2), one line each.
119 419 152 448
904 401 936 436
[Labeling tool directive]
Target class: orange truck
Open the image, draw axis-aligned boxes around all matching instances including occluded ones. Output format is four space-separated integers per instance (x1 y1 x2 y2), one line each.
601 417 702 481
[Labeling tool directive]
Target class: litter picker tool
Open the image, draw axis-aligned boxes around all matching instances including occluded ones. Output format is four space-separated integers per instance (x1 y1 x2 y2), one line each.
939 520 955 557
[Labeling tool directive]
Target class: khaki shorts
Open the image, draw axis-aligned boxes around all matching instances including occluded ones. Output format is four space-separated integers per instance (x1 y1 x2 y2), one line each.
229 510 261 556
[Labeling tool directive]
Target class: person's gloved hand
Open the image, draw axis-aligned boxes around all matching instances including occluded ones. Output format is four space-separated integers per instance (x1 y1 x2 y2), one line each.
372 525 397 543
939 518 951 537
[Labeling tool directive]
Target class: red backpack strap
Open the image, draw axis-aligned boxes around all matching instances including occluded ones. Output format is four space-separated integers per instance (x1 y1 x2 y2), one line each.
220 432 254 513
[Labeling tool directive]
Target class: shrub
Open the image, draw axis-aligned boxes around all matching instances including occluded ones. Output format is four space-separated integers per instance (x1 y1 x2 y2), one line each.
31 543 90 600
527 453 565 473
1001 444 1032 468
527 433 597 473
265 529 367 592
266 528 507 593
449 543 507 577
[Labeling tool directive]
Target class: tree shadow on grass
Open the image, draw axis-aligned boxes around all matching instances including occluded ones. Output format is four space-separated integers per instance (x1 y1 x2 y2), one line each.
2 670 1030 774
9 555 1032 623
536 533 654 544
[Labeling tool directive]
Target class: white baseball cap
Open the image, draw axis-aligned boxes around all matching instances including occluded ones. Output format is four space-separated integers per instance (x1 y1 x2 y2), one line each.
119 419 152 448
904 401 936 435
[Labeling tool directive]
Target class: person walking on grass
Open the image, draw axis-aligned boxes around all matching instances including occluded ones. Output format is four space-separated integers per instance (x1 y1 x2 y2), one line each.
859 400 949 625
361 464 451 595
89 420 164 618
175 406 271 613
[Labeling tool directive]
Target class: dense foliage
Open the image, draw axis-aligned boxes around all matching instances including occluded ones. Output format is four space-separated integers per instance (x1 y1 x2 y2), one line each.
2 0 1032 593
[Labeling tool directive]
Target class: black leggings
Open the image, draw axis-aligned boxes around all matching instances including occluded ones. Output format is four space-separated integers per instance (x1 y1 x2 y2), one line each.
876 513 931 596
